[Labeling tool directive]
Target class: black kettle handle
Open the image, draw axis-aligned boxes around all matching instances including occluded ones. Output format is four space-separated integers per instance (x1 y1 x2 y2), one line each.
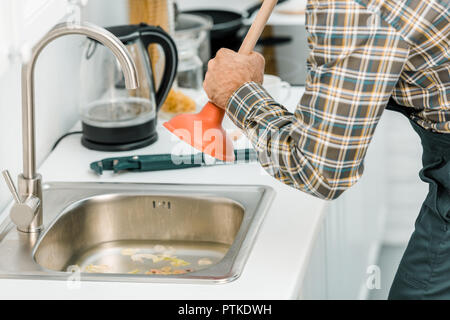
139 24 178 111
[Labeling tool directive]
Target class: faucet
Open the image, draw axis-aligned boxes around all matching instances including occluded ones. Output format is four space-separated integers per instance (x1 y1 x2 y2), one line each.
2 22 139 233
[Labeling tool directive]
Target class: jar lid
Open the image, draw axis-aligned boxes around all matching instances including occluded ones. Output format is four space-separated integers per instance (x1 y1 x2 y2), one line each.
175 38 200 60
175 13 213 37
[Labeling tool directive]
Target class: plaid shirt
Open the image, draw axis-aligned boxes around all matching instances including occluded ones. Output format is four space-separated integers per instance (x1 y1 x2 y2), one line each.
227 0 449 200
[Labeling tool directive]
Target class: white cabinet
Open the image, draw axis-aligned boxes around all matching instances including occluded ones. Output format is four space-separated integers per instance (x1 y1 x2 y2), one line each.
302 116 388 299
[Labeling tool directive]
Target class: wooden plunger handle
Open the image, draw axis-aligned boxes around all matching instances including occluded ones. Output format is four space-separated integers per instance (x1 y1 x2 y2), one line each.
238 0 279 55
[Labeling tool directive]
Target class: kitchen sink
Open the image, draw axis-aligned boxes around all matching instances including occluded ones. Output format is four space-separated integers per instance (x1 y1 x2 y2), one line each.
0 182 274 283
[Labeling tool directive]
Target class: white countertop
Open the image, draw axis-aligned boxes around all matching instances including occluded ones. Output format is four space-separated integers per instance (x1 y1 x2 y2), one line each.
0 87 328 299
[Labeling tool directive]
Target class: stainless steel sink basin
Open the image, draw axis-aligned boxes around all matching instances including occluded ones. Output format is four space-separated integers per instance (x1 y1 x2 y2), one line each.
0 182 274 283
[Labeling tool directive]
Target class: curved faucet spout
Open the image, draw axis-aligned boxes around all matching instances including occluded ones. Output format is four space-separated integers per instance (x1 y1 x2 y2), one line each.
13 22 139 233
22 22 139 180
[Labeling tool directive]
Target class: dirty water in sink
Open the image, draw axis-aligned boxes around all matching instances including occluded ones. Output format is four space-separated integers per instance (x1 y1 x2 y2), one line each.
66 240 229 275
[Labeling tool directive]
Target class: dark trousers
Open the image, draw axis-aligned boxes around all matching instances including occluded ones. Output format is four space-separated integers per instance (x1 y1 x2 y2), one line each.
388 119 450 299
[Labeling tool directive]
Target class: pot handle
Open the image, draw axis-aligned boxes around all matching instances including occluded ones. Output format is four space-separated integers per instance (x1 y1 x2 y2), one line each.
245 0 289 18
139 24 178 111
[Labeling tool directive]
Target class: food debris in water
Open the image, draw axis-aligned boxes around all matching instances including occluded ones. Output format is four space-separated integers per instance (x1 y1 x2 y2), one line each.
131 253 153 263
121 248 140 256
153 247 176 258
152 255 166 263
164 256 190 267
144 266 190 275
129 248 185 265
128 269 140 274
161 266 172 273
161 252 175 258
173 269 187 274
146 269 163 275
197 258 213 266
84 264 111 273
145 266 172 275
131 253 165 263
167 246 175 253
153 245 166 253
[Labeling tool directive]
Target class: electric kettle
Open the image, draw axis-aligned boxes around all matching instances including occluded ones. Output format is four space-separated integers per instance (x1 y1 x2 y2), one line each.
79 24 178 151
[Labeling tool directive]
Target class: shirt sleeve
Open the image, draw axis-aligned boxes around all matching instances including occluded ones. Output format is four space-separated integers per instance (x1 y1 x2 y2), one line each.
226 0 410 200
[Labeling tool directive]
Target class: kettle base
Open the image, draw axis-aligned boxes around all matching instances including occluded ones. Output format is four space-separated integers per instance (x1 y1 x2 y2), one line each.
81 134 158 152
81 119 158 152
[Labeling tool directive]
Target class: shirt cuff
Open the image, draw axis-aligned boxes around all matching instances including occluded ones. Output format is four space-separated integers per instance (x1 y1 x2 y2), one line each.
226 81 275 130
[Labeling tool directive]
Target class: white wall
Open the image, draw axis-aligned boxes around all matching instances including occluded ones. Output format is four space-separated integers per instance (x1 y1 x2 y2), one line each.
0 0 128 212
82 0 128 26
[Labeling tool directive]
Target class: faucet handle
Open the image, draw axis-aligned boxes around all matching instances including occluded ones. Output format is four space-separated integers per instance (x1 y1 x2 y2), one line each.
2 170 41 228
2 170 21 204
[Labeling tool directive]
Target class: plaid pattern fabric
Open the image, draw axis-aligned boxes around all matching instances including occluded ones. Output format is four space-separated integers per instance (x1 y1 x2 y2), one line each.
227 0 449 200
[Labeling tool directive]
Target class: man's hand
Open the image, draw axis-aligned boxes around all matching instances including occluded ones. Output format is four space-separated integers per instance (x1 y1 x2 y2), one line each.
203 48 265 109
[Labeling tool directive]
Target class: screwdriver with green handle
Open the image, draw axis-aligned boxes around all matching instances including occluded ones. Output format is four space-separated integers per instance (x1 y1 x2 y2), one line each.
90 149 258 175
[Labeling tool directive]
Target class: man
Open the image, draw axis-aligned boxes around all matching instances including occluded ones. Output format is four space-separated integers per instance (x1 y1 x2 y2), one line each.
203 0 449 299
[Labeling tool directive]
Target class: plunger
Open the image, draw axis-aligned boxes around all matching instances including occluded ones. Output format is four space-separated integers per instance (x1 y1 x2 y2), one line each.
164 0 279 162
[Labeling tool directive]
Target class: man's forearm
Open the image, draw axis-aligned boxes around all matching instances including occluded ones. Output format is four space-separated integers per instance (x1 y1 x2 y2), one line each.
227 82 352 200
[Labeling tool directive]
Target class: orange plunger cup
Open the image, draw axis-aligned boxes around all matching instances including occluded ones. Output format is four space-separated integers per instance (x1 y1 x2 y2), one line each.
163 0 279 162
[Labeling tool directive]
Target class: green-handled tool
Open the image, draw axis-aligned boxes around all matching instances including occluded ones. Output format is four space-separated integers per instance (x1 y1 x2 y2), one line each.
90 149 258 175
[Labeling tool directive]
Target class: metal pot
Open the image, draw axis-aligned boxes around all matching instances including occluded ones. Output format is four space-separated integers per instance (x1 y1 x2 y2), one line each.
184 0 290 56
